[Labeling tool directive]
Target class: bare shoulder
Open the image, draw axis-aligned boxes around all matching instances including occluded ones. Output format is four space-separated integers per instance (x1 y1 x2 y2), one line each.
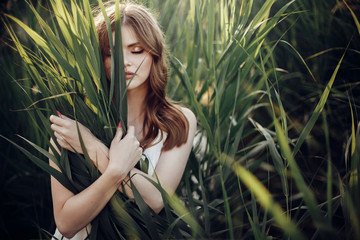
180 107 196 127
179 107 197 140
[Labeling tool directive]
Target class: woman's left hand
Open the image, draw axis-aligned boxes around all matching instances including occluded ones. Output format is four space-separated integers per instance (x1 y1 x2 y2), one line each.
50 114 99 159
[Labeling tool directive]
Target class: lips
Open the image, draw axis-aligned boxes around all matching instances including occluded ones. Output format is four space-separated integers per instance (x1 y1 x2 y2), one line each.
125 71 135 80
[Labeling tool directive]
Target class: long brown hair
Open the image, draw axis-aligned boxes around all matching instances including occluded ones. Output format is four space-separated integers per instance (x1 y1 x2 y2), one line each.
94 2 189 151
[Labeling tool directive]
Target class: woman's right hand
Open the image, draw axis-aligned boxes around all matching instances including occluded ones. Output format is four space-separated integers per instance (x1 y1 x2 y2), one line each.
50 114 100 160
106 126 143 180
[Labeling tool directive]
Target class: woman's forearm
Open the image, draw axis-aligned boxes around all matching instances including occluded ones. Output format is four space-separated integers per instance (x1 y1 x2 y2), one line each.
51 127 143 238
90 141 111 174
123 168 165 213
90 142 164 213
53 169 125 238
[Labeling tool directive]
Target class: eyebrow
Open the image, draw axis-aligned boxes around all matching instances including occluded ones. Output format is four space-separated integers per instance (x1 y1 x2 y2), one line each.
106 42 141 51
127 42 141 47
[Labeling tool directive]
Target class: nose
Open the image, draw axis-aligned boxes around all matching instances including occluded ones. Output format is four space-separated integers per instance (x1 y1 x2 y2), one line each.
123 50 131 67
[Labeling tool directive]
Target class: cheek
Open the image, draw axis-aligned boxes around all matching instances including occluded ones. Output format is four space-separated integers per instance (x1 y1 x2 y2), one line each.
141 56 153 77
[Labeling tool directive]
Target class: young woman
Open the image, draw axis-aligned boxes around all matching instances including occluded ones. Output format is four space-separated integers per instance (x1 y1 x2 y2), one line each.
48 2 196 239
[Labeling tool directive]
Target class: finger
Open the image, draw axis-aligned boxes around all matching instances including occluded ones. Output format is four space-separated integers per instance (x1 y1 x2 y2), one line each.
50 115 68 126
50 123 63 133
57 139 71 150
136 147 143 160
54 131 63 140
114 125 123 142
50 115 60 124
56 137 66 146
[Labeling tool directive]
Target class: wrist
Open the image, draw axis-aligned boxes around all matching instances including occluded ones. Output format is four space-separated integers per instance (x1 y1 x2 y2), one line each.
104 167 128 186
88 140 102 163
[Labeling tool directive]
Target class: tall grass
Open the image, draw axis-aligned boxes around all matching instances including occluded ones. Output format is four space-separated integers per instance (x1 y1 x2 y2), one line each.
1 0 359 239
0 1 56 239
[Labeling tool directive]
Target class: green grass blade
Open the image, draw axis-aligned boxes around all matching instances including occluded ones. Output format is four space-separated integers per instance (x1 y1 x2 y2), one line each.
108 194 142 239
98 0 115 107
321 109 333 225
130 180 160 240
198 166 210 235
207 0 215 68
233 162 305 240
140 174 201 238
250 118 288 197
218 163 234 240
343 0 360 35
165 192 202 238
171 57 215 153
0 135 77 193
293 49 346 157
114 0 127 133
274 119 336 236
4 15 50 96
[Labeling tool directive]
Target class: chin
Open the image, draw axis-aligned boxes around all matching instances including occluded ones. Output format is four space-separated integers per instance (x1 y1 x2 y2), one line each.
127 80 148 91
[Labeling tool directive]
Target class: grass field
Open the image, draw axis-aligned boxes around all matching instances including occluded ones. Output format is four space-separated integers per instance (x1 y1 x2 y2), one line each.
0 0 359 239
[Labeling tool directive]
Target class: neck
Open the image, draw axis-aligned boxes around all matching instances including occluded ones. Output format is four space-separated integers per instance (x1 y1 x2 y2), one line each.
126 84 147 127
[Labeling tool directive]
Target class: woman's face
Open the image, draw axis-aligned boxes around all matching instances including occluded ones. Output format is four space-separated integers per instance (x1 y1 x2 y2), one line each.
103 25 153 91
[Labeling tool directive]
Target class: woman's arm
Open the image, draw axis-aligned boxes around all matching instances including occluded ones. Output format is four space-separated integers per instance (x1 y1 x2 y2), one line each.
93 107 197 212
50 107 197 213
49 114 108 169
49 126 142 238
122 108 197 212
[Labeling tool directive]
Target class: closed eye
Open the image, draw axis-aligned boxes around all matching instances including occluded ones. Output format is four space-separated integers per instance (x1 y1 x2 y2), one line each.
132 49 144 54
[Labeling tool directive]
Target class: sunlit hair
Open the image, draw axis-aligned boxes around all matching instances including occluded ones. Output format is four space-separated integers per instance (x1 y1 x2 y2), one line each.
94 1 189 150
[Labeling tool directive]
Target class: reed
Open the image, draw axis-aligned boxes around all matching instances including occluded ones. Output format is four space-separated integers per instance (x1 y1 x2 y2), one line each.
1 0 359 239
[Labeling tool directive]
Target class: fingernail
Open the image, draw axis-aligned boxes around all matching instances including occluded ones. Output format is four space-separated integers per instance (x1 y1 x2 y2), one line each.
118 121 122 129
56 110 62 116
